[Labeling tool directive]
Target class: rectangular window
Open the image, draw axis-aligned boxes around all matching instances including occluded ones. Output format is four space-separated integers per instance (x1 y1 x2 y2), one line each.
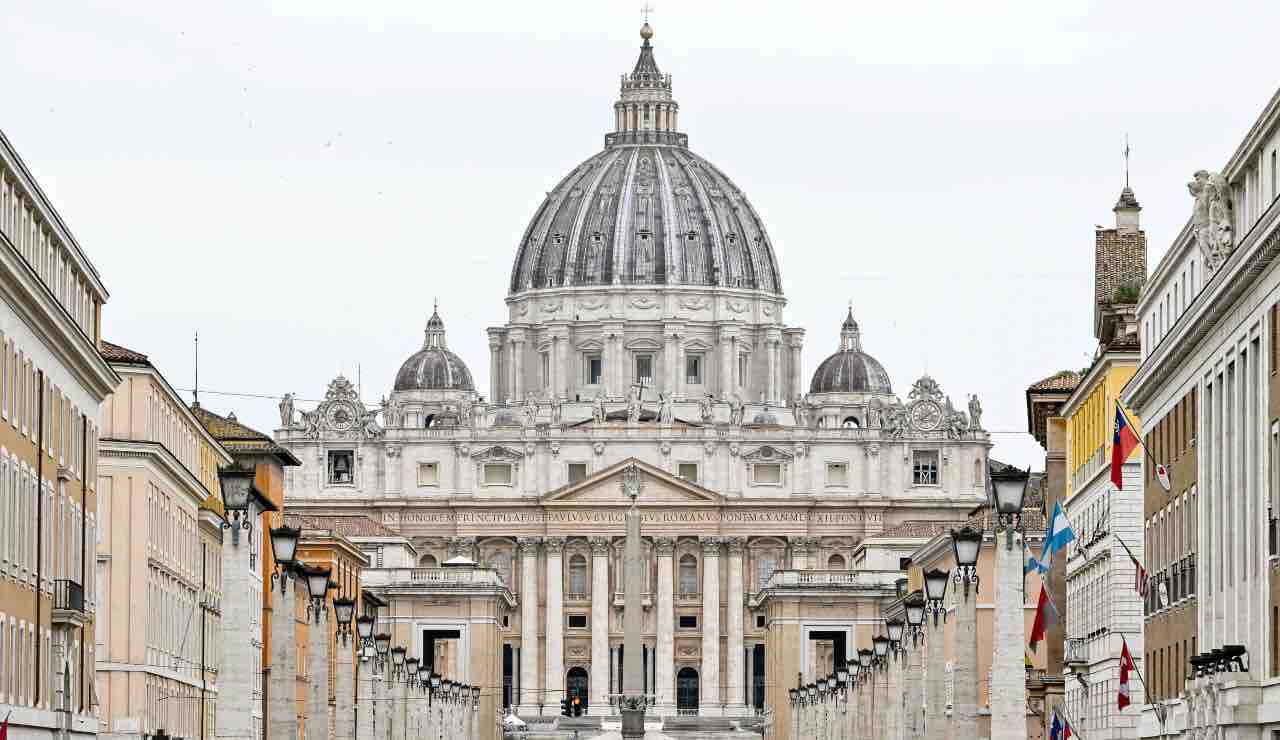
635 354 654 384
417 462 439 487
567 614 587 629
484 463 513 485
753 463 781 485
826 463 849 487
677 463 699 483
755 615 765 629
912 450 939 486
327 450 354 484
678 614 698 629
738 354 749 386
586 355 603 385
686 354 703 385
567 463 588 484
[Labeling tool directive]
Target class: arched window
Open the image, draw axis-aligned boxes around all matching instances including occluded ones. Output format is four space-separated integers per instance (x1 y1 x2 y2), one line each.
420 554 438 568
568 554 588 597
678 554 699 597
491 552 512 585
756 555 777 591
827 554 846 570
841 416 861 429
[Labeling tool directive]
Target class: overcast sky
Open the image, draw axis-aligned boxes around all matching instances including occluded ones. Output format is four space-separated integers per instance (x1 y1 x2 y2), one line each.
4 1 1279 468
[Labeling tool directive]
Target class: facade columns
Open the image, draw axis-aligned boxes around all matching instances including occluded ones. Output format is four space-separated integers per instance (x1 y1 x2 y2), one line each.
991 535 1028 740
654 537 676 715
884 653 900 740
765 330 781 403
543 537 566 715
724 537 747 716
548 335 559 400
374 661 390 740
511 333 526 403
700 537 723 717
487 332 504 403
589 537 611 716
518 538 541 715
718 326 737 397
785 330 805 403
215 526 255 740
924 617 944 740
560 329 573 400
270 575 299 740
953 581 978 739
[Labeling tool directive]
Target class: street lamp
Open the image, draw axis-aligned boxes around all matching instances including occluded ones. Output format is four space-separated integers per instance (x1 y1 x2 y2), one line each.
356 614 375 647
471 684 481 707
923 569 950 625
886 618 905 659
391 645 407 679
904 591 926 647
333 597 355 643
406 657 419 684
374 633 391 671
950 526 983 599
301 564 333 623
429 673 441 706
990 464 1030 549
858 649 872 671
217 468 271 544
872 635 889 668
268 524 301 591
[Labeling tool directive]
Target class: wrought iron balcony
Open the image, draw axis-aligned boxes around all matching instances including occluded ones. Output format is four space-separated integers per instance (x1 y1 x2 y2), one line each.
52 579 86 627
1064 637 1088 667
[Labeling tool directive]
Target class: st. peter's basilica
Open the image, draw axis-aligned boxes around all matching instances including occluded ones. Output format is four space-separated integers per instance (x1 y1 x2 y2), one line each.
277 21 991 733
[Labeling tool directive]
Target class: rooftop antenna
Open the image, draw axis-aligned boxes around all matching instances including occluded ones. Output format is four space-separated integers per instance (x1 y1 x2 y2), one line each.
193 331 199 406
1123 133 1131 189
358 363 362 400
641 2 654 24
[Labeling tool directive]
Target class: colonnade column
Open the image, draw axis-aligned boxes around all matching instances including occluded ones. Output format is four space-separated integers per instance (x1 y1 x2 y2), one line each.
548 335 559 401
665 328 678 396
700 538 723 717
765 331 780 403
991 534 1028 740
335 631 355 740
270 575 298 740
954 579 978 739
884 651 900 740
543 537 566 716
560 329 573 400
215 525 255 740
725 538 746 717
786 331 804 403
924 616 944 740
654 537 676 715
904 634 924 740
517 538 541 715
589 537 611 716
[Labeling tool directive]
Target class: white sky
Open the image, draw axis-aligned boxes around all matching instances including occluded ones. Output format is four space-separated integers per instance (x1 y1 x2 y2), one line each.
4 0 1278 468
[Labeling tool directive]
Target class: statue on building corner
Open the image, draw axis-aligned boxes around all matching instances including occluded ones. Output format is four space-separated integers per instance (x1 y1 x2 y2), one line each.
883 399 909 439
592 393 607 424
549 394 564 424
728 393 745 426
658 392 674 424
698 393 715 424
1190 169 1234 273
278 393 295 428
626 387 643 423
793 393 808 428
967 394 983 430
522 393 539 427
866 397 883 429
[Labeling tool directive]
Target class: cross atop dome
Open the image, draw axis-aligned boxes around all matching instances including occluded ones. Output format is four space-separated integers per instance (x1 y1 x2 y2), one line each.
608 19 683 148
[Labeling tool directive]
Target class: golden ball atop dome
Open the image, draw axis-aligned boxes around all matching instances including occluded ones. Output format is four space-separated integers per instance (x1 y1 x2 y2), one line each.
640 22 653 40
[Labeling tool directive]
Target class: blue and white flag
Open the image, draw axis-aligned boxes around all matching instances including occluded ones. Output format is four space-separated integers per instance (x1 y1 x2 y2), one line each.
1024 539 1048 575
1039 501 1076 566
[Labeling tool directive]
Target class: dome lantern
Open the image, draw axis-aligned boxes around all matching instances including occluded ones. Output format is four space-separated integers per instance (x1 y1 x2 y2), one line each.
810 309 892 395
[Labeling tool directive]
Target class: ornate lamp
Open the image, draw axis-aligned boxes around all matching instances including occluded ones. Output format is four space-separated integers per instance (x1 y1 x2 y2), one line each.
858 648 873 672
390 645 406 679
990 464 1030 549
356 615 375 646
471 684 481 708
333 597 355 643
217 468 261 541
405 657 419 684
886 618 905 658
788 687 800 706
429 673 441 705
817 676 828 696
923 568 950 625
301 564 332 623
950 526 983 598
268 524 301 591
872 635 890 668
374 632 391 671
904 590 926 646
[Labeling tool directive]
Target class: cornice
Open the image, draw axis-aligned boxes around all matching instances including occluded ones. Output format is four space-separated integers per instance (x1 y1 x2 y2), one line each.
1060 350 1139 419
100 438 217 509
112 364 234 466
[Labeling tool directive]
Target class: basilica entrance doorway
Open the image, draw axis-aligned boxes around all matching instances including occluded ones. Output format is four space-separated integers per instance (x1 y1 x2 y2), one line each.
676 667 699 713
566 666 589 712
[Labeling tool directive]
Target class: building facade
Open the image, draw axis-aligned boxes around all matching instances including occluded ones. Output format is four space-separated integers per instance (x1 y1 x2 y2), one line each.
1123 86 1280 737
96 342 233 740
0 128 117 740
278 23 994 739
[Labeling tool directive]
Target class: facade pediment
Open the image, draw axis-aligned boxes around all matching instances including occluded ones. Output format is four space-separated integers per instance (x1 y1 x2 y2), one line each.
542 458 722 505
741 444 793 462
470 444 525 461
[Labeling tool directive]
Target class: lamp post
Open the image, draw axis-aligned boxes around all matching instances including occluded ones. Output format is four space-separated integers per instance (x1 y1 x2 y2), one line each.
404 659 418 740
788 686 801 740
989 464 1031 740
903 591 926 740
922 567 949 740
333 597 356 740
301 566 333 740
835 664 848 740
817 676 829 740
948 525 981 740
268 530 300 740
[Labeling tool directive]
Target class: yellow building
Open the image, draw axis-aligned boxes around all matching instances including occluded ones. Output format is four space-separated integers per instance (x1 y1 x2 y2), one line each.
96 342 234 740
0 129 118 740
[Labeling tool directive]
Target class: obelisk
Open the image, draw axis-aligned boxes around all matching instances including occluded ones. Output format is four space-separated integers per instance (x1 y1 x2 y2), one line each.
620 463 647 738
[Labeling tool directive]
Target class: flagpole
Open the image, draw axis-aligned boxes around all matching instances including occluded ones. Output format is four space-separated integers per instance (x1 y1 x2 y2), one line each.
1119 634 1166 734
1056 704 1087 740
1115 400 1168 487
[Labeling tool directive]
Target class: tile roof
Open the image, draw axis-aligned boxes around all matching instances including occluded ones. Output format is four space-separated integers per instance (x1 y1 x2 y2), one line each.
190 403 301 465
1027 370 1081 392
284 514 400 538
101 340 150 365
873 520 958 539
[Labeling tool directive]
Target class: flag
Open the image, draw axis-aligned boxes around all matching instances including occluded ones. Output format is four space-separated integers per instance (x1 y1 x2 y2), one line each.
1119 638 1136 710
1049 711 1062 740
1112 404 1140 489
0 710 10 740
1039 501 1076 567
1065 718 1073 740
1115 534 1148 596
1024 539 1048 575
1029 583 1059 647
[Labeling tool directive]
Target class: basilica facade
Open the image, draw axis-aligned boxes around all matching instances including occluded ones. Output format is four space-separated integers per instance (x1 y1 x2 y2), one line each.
278 22 990 735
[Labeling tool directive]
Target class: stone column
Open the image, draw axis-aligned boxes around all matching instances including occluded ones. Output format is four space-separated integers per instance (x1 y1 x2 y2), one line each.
512 336 525 403
718 326 735 397
654 537 676 715
216 525 255 740
355 656 373 740
517 538 541 715
665 329 678 396
335 633 355 740
548 335 559 400
488 332 504 404
388 665 404 740
787 332 804 402
374 663 390 740
270 575 298 740
543 537 565 715
589 537 611 716
954 578 978 739
560 329 573 400
904 637 924 740
766 337 778 403
700 538 723 717
884 653 900 740
924 616 944 740
991 535 1027 740
724 538 747 716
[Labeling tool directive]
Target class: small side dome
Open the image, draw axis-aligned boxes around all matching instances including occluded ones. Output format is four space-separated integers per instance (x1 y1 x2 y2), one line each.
810 308 893 395
393 304 476 392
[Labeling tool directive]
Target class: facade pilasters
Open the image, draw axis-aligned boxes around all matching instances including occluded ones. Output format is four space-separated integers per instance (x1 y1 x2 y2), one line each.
718 326 737 397
924 618 944 740
511 333 526 403
335 634 355 740
953 582 978 739
306 608 330 740
700 537 722 716
215 528 255 740
654 537 676 715
270 576 299 740
518 538 541 714
991 535 1028 740
487 331 504 404
543 537 565 716
589 537 611 716
725 537 747 716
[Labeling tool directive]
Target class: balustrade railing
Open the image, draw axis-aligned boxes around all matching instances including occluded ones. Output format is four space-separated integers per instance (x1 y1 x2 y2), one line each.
1064 637 1088 666
54 579 84 613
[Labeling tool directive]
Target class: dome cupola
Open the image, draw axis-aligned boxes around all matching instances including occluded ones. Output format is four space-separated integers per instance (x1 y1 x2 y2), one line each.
810 308 893 395
393 303 475 392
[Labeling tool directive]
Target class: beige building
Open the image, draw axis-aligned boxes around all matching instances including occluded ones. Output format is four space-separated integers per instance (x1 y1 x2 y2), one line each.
95 342 234 740
0 128 117 740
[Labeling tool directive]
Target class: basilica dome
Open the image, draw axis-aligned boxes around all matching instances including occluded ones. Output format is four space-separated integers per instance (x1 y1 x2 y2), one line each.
810 310 893 395
508 25 783 296
393 306 475 392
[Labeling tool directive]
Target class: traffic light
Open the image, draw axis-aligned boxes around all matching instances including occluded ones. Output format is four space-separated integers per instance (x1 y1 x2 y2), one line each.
573 696 583 717
560 698 571 717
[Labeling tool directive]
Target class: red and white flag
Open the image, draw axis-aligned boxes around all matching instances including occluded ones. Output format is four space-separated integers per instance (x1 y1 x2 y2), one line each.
1119 639 1136 711
1029 583 1059 648
0 710 11 740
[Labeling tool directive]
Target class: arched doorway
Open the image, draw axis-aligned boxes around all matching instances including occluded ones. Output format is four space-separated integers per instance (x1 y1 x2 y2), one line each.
566 666 589 712
676 667 699 712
